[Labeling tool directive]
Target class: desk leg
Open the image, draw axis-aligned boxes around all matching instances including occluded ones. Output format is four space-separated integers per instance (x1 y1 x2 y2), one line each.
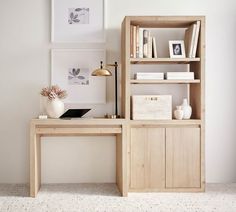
116 125 128 197
30 124 41 197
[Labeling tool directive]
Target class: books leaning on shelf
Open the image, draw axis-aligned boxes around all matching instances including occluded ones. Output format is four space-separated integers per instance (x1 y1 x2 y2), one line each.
165 72 194 80
135 72 164 80
130 25 157 58
184 21 200 58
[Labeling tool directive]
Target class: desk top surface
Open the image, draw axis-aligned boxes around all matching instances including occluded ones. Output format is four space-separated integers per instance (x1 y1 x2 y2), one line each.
31 118 127 126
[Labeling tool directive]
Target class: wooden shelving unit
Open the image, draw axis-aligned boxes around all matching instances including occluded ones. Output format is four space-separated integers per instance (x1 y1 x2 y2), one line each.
121 16 205 193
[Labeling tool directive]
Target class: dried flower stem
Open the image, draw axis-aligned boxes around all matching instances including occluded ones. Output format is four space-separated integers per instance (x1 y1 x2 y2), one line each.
40 85 67 100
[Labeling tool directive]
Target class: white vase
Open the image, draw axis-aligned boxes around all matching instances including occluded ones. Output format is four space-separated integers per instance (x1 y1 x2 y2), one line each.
174 106 184 120
181 98 192 119
46 98 64 118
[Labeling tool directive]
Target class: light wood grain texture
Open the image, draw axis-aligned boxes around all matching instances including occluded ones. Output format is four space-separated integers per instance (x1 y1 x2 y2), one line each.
127 124 131 190
127 16 205 28
121 18 131 119
30 123 41 197
130 58 200 64
121 125 128 196
116 124 128 197
130 119 201 126
147 128 165 188
199 17 206 191
130 79 200 84
122 16 205 193
130 128 146 188
130 128 165 189
166 128 201 188
121 19 126 118
35 127 122 135
189 17 205 190
129 187 204 192
116 134 122 194
30 119 127 197
31 118 126 126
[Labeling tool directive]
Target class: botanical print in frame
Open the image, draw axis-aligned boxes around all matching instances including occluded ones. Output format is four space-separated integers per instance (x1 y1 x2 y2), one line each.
68 8 89 24
51 0 105 43
68 68 89 85
51 49 106 104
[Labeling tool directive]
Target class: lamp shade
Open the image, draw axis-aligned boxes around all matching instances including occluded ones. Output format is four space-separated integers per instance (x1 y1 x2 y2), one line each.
92 61 112 76
91 68 112 76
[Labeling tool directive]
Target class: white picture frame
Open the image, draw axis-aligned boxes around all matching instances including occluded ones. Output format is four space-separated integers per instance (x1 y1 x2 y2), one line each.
51 49 106 104
51 0 105 43
169 40 186 58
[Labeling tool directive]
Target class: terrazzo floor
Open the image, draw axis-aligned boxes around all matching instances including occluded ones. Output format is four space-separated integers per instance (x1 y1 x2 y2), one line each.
0 183 236 212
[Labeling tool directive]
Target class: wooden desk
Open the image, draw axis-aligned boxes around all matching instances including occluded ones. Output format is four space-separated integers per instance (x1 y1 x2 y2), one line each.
30 118 127 197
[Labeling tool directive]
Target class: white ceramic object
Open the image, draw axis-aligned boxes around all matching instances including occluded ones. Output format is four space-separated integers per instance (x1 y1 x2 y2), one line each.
46 98 64 118
181 98 192 119
174 106 184 120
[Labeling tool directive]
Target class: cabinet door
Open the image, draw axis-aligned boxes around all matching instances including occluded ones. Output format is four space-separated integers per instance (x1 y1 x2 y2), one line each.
166 128 201 188
130 128 165 189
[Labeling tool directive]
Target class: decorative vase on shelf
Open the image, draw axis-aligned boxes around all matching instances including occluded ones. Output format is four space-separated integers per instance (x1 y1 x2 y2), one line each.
181 98 192 119
46 98 64 118
174 106 184 120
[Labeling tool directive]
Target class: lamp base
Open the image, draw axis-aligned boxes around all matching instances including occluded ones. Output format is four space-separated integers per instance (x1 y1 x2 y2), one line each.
104 114 120 119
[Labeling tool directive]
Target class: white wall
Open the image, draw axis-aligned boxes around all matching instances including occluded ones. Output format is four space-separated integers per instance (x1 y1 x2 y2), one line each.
0 0 236 183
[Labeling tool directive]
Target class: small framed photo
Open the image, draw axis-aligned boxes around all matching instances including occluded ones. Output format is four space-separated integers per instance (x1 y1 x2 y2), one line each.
169 40 186 58
51 49 106 104
51 0 105 43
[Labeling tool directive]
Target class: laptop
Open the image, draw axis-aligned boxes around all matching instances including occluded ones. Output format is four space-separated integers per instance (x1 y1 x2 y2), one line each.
60 109 91 119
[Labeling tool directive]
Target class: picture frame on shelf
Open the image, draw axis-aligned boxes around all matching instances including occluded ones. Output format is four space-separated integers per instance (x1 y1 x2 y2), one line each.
51 49 106 104
51 0 105 43
169 40 186 58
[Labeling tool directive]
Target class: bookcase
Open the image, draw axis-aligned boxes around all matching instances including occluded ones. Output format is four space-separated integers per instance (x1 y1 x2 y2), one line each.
121 16 205 192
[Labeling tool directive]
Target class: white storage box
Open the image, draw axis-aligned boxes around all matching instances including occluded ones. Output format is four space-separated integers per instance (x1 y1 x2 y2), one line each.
165 72 194 80
135 72 164 80
132 95 172 120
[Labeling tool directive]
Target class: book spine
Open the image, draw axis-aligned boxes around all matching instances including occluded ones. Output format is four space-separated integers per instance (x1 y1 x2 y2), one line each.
133 26 137 58
130 25 133 58
139 28 144 58
148 35 152 58
192 21 200 58
136 25 139 58
143 30 148 58
190 24 197 58
152 37 157 58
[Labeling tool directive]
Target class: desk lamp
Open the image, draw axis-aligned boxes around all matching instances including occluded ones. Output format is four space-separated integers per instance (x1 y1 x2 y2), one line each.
92 61 118 118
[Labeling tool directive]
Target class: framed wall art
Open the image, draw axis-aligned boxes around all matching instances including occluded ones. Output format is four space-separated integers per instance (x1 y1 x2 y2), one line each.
51 0 105 43
51 49 106 104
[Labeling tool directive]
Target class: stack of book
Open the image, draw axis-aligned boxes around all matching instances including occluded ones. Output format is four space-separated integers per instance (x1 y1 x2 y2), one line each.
130 25 157 58
184 21 200 58
165 72 194 80
135 72 164 80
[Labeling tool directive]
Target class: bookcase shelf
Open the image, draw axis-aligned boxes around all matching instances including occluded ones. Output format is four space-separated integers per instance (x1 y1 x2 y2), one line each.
129 16 204 28
130 58 200 64
130 79 200 84
130 119 201 126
